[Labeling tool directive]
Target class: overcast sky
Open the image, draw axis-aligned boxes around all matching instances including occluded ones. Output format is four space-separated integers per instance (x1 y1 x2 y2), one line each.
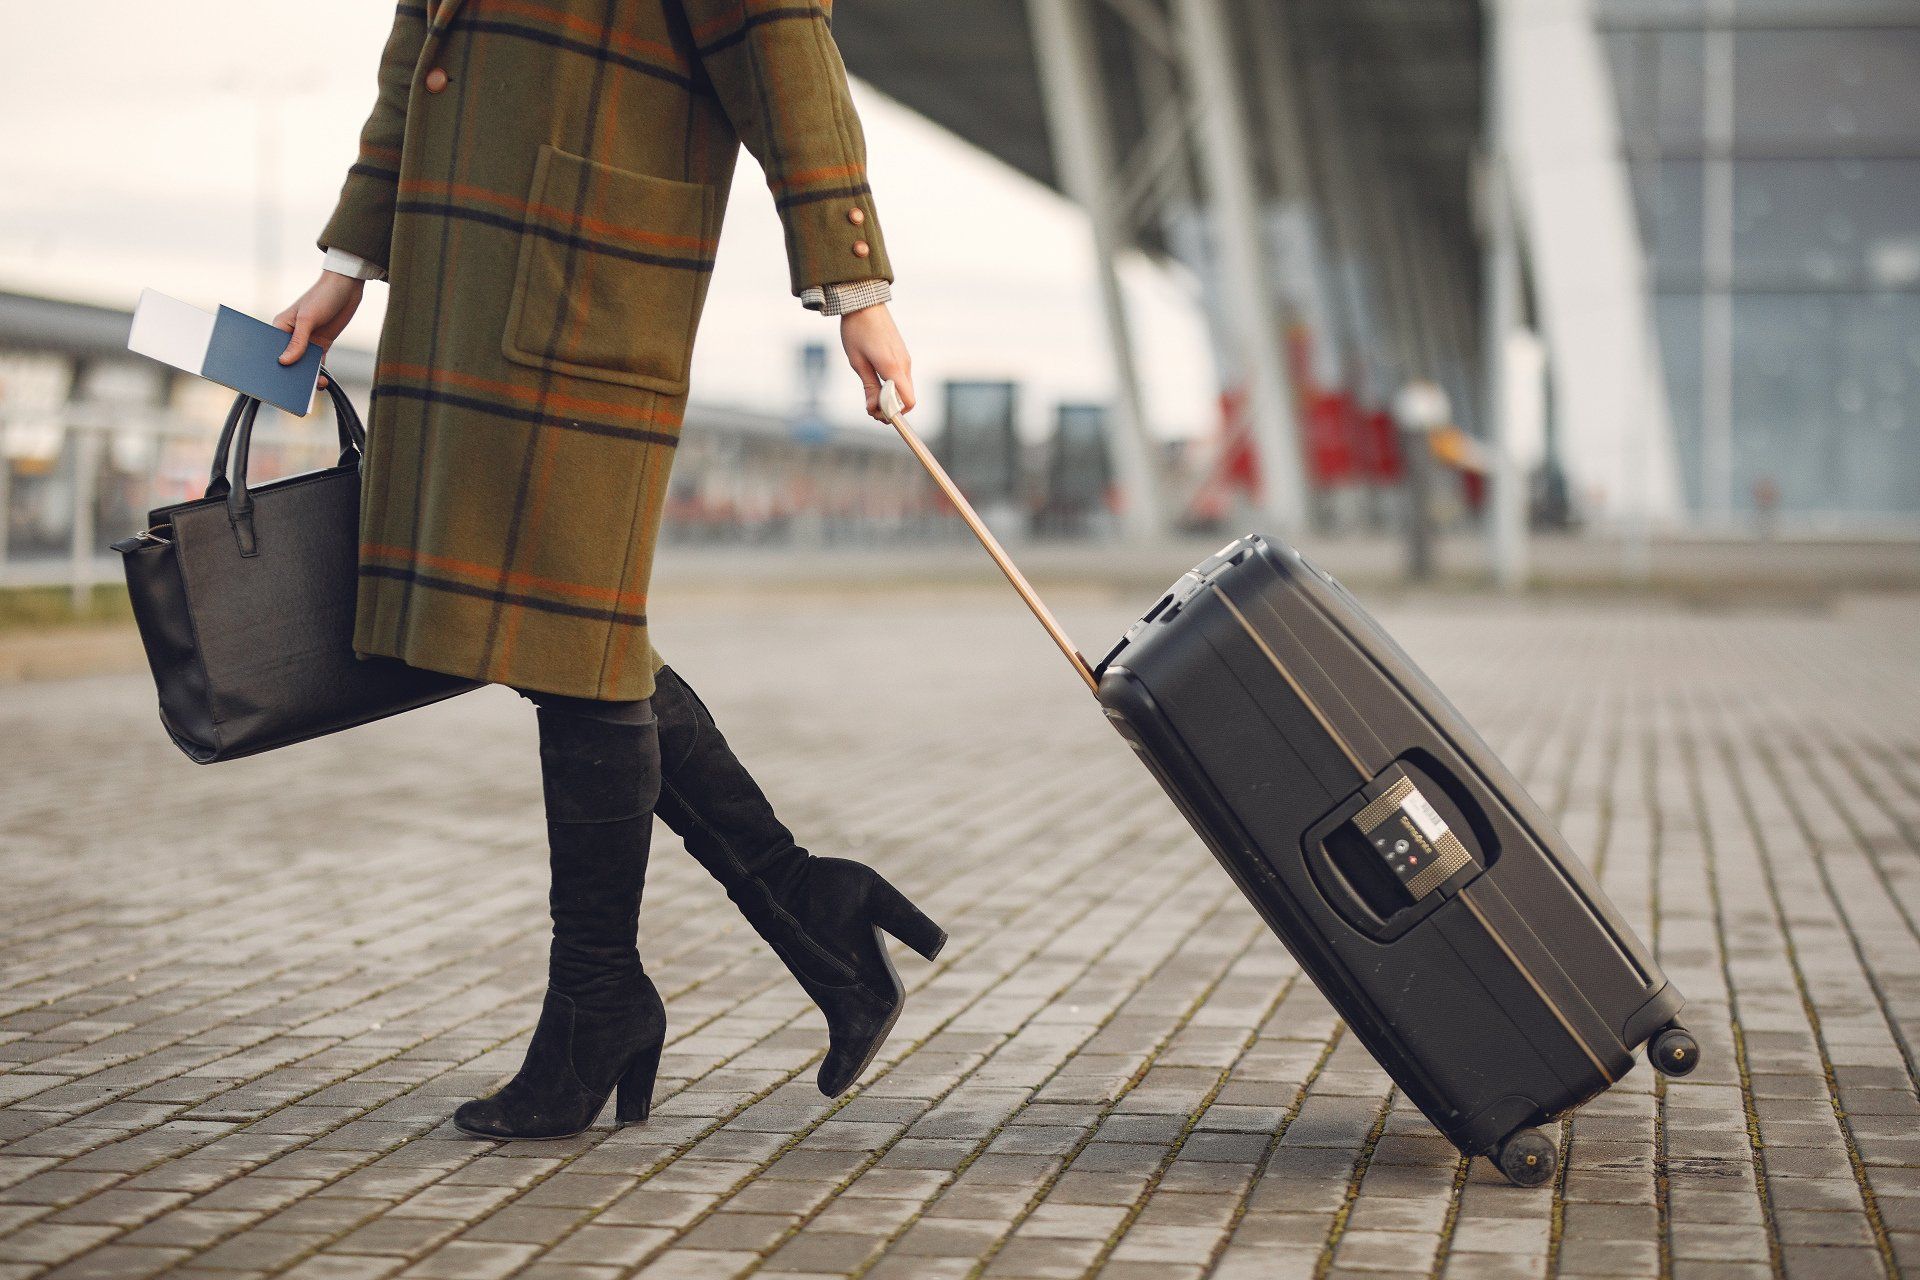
0 0 1217 440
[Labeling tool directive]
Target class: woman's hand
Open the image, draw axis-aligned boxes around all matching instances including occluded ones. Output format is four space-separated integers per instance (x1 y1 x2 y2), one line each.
274 271 366 389
840 303 914 421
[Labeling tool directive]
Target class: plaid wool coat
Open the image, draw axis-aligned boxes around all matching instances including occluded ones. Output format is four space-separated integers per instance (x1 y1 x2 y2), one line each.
318 0 892 700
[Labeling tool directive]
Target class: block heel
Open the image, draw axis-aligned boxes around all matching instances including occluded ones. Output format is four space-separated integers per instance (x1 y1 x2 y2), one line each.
615 1037 663 1124
870 878 948 962
452 976 668 1140
650 667 952 1099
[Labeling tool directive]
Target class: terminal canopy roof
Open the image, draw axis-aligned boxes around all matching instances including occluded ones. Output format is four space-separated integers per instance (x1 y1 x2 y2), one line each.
834 0 1485 260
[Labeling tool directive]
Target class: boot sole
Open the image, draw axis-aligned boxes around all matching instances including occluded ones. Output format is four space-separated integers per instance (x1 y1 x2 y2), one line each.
452 1108 654 1140
453 1119 594 1141
451 1086 651 1141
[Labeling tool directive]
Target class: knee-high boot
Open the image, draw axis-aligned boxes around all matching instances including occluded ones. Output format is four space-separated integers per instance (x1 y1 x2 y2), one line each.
452 699 669 1140
650 665 947 1097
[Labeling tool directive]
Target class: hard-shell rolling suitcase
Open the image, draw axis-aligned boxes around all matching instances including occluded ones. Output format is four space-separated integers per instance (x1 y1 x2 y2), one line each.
1093 535 1699 1183
877 387 1698 1186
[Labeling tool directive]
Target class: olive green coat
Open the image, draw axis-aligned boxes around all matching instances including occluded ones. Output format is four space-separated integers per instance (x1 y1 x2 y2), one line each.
319 0 892 699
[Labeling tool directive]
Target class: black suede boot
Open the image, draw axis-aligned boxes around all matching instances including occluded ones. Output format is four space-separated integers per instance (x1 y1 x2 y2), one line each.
453 700 669 1140
651 665 947 1097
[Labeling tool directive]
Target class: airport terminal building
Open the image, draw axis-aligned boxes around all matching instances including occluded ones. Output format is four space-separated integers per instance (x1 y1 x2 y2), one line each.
837 0 1919 533
1 0 1915 595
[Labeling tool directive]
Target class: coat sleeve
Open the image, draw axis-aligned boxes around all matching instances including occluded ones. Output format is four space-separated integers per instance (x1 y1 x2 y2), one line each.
678 0 893 298
315 0 430 272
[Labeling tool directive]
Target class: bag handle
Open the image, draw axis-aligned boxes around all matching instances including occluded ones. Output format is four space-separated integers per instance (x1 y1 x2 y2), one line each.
218 370 367 557
206 370 366 500
879 381 1098 694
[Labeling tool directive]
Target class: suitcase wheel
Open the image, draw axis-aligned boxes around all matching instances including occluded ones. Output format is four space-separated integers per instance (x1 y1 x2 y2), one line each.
1650 1025 1700 1078
1493 1128 1557 1188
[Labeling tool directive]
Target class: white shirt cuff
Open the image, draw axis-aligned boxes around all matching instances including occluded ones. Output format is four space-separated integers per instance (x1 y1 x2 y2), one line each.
322 246 385 281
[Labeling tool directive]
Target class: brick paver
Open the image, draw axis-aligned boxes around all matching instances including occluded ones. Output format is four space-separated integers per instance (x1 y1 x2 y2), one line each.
3 588 1917 1279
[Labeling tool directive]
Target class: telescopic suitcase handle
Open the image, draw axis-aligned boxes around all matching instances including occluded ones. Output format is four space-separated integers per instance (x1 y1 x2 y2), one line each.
879 381 1099 694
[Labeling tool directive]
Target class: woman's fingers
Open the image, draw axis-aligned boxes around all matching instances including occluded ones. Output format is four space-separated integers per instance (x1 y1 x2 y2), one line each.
278 309 312 366
844 348 879 419
870 357 912 417
840 303 913 420
889 367 917 415
279 316 332 386
273 275 362 388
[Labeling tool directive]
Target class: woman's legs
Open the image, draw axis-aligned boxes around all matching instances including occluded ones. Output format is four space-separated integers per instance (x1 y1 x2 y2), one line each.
650 664 946 1097
451 688 668 1140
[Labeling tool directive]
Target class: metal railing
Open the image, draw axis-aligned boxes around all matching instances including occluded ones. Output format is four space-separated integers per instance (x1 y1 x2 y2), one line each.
1 404 354 609
0 401 972 609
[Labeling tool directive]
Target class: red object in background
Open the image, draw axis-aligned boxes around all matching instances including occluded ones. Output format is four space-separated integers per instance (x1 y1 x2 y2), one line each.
1181 387 1254 526
1303 391 1356 485
1461 469 1486 510
1220 386 1259 489
1362 409 1403 484
1287 327 1355 487
1286 327 1404 487
1183 328 1420 525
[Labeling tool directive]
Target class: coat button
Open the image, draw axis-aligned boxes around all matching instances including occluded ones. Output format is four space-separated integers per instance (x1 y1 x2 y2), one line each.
852 240 870 259
847 207 866 226
425 67 449 92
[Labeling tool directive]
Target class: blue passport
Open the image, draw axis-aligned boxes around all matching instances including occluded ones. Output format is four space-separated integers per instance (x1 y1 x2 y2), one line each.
127 289 324 415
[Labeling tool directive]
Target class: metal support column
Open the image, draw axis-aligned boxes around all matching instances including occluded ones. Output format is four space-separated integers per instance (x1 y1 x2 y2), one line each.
1410 213 1475 435
1700 0 1736 519
1300 49 1401 409
1392 193 1456 410
1480 3 1528 591
1172 0 1310 534
1026 0 1166 540
1247 1 1346 386
1353 129 1430 400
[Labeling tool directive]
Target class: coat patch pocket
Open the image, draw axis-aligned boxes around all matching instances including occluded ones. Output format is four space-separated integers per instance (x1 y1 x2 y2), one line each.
502 143 719 396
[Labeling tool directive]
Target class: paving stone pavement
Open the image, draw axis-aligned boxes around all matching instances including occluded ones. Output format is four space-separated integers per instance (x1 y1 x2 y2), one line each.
2 588 1918 1280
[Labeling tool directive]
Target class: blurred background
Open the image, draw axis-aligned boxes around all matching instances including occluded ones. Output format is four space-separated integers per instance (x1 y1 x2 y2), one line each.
4 7 1918 1267
1 0 1917 618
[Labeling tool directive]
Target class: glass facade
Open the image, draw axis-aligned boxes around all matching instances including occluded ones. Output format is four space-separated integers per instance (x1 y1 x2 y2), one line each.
1598 6 1920 519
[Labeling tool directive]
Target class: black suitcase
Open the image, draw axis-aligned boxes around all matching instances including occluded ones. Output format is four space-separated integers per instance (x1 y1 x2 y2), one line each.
1093 535 1697 1184
877 390 1698 1186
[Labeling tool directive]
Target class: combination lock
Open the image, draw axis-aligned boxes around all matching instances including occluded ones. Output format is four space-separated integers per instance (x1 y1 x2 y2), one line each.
1351 765 1478 901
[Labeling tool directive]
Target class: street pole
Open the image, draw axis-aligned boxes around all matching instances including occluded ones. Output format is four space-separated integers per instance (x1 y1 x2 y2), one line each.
0 388 11 580
1394 381 1450 584
1481 166 1528 592
68 425 102 614
1700 0 1736 522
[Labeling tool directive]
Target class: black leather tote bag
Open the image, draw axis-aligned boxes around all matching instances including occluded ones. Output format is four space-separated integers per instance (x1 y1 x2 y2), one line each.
113 375 482 762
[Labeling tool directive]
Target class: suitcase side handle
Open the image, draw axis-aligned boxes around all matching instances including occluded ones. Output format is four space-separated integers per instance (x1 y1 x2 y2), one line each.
880 381 1099 694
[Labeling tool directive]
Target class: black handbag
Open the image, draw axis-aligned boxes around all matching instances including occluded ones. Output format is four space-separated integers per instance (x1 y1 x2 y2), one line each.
113 374 482 762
